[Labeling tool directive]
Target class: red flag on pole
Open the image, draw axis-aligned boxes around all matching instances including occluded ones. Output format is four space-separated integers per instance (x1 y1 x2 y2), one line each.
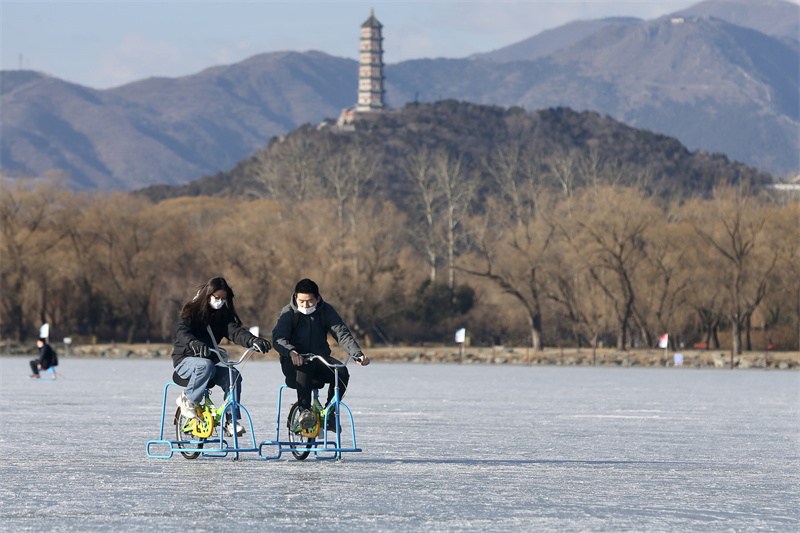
658 334 669 348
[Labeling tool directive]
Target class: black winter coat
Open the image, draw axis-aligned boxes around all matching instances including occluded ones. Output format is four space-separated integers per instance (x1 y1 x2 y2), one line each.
38 343 57 368
272 296 363 361
171 308 256 368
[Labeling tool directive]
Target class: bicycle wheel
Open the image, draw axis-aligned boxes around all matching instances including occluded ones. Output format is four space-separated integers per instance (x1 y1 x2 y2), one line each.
174 407 202 460
287 402 315 460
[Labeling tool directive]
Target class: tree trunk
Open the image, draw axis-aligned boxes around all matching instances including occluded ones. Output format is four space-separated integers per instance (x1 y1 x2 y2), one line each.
39 276 49 326
731 317 740 368
448 249 455 289
745 313 752 351
732 317 742 356
703 318 713 347
11 303 25 342
530 325 541 352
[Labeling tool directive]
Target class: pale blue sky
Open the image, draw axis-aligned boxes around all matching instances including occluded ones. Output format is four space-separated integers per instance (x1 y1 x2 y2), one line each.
0 1 774 90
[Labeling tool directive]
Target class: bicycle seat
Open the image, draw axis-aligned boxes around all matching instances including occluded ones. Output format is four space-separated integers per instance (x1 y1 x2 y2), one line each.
172 371 216 389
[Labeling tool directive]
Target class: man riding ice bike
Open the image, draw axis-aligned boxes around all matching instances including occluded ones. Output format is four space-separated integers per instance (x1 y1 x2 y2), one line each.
272 278 369 432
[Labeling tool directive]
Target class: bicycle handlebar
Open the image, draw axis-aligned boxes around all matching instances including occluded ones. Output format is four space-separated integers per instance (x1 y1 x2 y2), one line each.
209 346 256 366
298 353 362 367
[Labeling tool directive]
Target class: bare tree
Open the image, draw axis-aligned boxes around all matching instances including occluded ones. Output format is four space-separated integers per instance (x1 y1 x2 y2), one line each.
252 137 323 204
0 179 61 341
576 147 604 189
56 190 106 337
484 142 525 224
546 233 616 359
207 198 288 332
403 145 440 282
632 217 694 349
316 141 382 290
747 199 798 350
463 144 553 350
434 148 475 289
462 195 555 350
684 186 778 358
342 142 382 231
558 186 658 350
546 147 579 197
334 199 414 341
91 194 176 342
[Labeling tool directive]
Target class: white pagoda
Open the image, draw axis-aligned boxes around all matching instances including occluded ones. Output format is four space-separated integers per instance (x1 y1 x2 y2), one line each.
356 9 385 111
338 9 386 126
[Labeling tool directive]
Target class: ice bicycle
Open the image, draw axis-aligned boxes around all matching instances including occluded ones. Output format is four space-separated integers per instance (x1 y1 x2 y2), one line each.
146 345 261 460
258 354 362 462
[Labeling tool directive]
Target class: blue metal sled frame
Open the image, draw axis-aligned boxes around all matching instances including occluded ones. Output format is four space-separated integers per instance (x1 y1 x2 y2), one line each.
258 384 362 461
146 381 259 460
29 367 58 381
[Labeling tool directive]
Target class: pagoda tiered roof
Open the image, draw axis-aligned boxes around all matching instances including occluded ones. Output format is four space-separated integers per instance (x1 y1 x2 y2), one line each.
361 8 382 28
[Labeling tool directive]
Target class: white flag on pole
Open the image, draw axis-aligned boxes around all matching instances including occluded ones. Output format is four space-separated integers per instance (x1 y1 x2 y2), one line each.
658 334 669 348
455 328 466 344
39 323 50 339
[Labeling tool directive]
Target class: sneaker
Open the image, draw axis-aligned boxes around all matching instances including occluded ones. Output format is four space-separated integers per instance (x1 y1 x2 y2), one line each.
28 374 40 379
297 408 317 429
176 392 198 419
224 420 246 437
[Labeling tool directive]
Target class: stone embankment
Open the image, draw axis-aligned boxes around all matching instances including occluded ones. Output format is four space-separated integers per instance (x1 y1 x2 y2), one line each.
3 341 798 370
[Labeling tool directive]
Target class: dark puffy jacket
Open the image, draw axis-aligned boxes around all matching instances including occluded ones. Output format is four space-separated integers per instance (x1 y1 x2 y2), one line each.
38 343 57 368
272 295 362 361
171 308 256 368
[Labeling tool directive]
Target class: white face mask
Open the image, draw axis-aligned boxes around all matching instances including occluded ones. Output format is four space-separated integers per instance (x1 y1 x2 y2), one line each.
298 305 316 315
209 296 226 310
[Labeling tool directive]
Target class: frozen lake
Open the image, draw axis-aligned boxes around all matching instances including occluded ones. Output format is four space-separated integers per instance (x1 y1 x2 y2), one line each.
1 357 798 532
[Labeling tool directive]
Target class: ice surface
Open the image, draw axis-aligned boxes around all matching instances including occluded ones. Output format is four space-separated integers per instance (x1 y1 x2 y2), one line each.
1 357 798 532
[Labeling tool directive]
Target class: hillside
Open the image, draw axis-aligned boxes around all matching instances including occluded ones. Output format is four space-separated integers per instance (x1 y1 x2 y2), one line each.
137 101 773 203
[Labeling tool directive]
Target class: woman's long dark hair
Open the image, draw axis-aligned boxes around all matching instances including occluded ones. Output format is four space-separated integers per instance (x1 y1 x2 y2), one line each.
179 277 243 326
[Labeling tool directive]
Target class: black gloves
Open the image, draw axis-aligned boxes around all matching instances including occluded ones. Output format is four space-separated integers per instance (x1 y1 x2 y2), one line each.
190 337 269 357
250 337 271 354
188 339 208 358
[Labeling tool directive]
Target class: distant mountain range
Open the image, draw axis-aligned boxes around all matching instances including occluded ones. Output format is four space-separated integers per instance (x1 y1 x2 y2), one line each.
474 0 799 62
1 0 797 190
471 17 644 63
1 53 357 190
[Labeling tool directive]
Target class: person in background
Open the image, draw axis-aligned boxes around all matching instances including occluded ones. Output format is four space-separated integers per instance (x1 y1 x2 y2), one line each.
171 276 271 437
29 338 57 379
272 278 369 431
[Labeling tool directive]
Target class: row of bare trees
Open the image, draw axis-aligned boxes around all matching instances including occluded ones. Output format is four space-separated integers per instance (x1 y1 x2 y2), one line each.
2 163 798 351
464 184 797 354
